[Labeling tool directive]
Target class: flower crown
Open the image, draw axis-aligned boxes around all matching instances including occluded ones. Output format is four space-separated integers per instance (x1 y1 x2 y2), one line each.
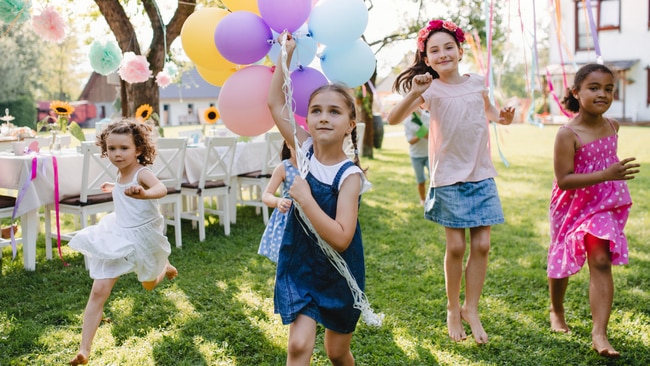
417 20 465 52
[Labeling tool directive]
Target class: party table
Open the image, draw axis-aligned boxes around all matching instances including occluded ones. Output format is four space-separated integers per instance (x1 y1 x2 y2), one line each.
0 149 86 270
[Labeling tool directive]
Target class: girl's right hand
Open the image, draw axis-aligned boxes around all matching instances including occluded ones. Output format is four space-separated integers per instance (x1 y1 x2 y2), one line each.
603 157 640 181
278 31 296 53
100 182 114 192
412 73 433 95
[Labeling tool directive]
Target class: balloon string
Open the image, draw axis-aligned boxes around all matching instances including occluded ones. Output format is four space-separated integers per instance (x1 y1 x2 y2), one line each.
278 36 383 327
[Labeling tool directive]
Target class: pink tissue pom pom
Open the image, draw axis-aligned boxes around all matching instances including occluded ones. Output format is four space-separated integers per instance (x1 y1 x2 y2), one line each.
156 71 172 88
118 52 152 84
32 6 66 43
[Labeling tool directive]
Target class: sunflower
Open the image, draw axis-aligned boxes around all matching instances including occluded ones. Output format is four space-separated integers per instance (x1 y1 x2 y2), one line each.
135 104 153 122
50 101 74 116
204 106 220 124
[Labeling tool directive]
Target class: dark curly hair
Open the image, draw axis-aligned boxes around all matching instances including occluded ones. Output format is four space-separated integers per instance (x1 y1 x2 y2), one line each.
392 27 462 95
561 63 615 113
97 118 157 166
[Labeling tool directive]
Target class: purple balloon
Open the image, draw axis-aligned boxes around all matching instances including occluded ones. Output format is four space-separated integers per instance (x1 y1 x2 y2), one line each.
291 66 329 117
258 0 312 33
215 11 273 65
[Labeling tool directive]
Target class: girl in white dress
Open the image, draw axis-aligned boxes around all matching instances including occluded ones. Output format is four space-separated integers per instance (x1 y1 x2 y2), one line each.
69 119 177 365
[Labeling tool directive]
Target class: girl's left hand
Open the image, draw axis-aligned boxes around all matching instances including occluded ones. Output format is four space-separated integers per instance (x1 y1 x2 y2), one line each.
499 106 515 125
124 185 147 199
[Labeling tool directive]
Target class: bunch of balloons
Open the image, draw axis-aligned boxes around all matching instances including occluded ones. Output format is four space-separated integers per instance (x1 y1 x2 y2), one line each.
180 0 375 136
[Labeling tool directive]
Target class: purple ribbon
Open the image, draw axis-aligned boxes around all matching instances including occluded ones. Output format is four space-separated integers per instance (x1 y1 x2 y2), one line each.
10 157 38 259
584 0 602 62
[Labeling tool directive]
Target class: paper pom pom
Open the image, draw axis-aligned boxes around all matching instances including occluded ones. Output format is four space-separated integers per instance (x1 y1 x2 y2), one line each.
0 0 31 24
89 40 122 75
163 62 178 77
31 6 66 43
118 52 152 84
155 71 172 88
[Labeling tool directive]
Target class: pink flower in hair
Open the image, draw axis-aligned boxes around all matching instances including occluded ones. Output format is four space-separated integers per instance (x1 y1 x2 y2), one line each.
32 6 66 43
416 19 465 52
118 52 152 84
442 21 457 32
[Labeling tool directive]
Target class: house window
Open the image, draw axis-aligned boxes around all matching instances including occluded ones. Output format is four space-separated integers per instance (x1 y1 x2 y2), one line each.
575 0 621 51
647 67 650 106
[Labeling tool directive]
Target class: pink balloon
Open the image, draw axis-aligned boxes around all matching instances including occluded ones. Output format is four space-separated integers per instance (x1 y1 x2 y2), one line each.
218 65 275 136
294 114 308 130
290 66 329 117
215 11 273 65
258 0 312 33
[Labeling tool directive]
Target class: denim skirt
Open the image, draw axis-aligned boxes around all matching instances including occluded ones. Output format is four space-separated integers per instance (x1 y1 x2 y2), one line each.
424 178 504 228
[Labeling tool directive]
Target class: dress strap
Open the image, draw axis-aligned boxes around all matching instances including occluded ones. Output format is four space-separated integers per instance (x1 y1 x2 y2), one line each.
605 118 617 135
131 167 149 184
561 125 584 146
331 161 355 195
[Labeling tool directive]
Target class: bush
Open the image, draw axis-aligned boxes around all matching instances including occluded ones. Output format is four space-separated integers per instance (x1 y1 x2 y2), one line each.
0 95 37 128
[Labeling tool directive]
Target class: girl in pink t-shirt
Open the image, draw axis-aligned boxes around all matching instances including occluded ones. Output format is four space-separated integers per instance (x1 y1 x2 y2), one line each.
387 19 514 344
548 63 639 358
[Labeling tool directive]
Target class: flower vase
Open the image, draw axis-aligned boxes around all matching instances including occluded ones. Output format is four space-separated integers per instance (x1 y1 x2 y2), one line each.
49 129 61 153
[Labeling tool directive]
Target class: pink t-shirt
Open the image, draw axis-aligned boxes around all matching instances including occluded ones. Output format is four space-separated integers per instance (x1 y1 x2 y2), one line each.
421 73 497 187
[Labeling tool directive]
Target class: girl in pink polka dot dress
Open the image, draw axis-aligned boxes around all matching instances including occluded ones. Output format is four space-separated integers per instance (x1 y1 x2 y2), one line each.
548 64 640 358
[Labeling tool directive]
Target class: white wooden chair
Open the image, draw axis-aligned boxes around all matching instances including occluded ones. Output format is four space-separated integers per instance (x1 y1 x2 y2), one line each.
235 131 284 224
44 141 117 259
152 138 187 248
180 136 237 241
0 195 22 259
344 122 364 160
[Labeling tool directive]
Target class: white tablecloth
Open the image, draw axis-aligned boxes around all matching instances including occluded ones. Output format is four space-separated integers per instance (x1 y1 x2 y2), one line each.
0 149 85 270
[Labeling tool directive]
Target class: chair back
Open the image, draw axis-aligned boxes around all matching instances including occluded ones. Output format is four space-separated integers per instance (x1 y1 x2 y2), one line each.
79 141 118 203
261 131 285 176
153 138 188 191
344 122 365 159
200 136 237 188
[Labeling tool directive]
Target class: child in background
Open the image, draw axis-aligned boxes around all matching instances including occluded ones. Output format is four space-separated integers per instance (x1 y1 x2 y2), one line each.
387 19 514 344
258 142 299 263
268 32 370 365
69 119 177 365
548 63 639 358
403 107 430 205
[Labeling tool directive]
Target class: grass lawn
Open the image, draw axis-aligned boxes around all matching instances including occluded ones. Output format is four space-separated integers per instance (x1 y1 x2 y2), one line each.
1 123 649 365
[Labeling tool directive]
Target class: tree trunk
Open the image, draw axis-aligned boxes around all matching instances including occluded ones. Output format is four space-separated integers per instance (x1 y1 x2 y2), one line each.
94 0 196 116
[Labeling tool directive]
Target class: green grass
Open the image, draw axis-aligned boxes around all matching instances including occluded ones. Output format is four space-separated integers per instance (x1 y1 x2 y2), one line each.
1 124 649 365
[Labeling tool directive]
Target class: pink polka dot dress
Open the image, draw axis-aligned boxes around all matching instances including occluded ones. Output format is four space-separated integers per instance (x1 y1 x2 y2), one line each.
547 124 632 279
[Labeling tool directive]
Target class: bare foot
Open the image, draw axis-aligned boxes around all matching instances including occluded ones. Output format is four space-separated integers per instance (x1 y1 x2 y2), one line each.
447 309 467 342
592 334 620 358
70 352 88 365
461 307 488 344
166 264 178 280
549 309 570 333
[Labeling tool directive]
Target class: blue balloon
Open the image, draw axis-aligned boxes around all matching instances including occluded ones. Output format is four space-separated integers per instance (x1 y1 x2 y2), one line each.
268 25 317 70
320 39 376 88
308 0 368 46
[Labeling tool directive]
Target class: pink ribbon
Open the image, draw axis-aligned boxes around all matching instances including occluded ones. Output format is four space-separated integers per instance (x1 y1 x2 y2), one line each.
51 156 68 266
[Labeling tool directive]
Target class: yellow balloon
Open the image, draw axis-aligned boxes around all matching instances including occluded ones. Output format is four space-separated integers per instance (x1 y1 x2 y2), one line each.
222 0 260 15
180 8 232 70
196 64 238 87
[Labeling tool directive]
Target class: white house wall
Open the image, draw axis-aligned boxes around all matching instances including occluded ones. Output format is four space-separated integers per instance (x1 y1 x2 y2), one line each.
548 1 650 122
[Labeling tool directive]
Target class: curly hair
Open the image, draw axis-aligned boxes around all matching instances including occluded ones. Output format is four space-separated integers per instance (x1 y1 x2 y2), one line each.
97 118 157 166
561 63 615 113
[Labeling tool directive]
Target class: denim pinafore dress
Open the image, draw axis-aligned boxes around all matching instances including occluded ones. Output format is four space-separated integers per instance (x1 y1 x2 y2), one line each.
274 152 365 334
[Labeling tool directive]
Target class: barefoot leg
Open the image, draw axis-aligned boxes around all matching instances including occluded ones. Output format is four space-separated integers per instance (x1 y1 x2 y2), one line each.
143 261 177 291
586 235 619 358
165 262 178 280
71 278 117 365
462 226 490 344
548 277 570 333
444 227 467 341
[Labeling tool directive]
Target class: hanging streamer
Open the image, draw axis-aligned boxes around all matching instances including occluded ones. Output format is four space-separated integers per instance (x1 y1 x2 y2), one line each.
546 69 574 118
483 0 509 167
279 35 383 327
584 0 603 64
